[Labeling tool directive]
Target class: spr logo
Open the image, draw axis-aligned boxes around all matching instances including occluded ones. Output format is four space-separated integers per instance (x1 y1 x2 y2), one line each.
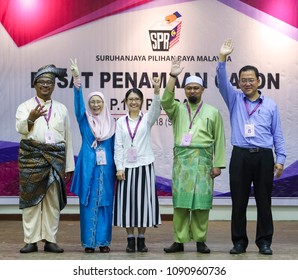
149 12 182 51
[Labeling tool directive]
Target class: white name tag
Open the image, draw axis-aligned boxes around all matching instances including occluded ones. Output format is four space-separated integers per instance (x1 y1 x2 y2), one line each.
127 147 138 163
45 130 56 144
181 133 193 146
96 149 107 165
244 123 255 137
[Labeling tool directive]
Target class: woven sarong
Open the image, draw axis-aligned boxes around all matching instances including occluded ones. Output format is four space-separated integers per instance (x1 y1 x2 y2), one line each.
172 146 214 210
18 139 66 210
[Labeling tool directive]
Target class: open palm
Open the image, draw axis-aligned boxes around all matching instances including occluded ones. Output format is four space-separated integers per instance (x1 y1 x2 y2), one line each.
220 39 234 56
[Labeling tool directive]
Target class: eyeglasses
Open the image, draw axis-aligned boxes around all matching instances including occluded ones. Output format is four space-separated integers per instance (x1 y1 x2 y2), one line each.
36 80 54 86
185 86 201 91
89 100 103 105
127 98 142 102
239 79 257 84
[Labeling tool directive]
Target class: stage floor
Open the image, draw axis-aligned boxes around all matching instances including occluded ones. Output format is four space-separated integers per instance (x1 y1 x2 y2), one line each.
0 219 297 260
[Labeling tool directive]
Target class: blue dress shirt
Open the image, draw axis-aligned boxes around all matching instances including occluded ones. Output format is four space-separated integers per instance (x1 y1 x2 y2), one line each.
216 62 286 165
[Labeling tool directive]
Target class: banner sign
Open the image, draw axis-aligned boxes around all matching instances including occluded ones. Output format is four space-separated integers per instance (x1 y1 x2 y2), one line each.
1 0 297 204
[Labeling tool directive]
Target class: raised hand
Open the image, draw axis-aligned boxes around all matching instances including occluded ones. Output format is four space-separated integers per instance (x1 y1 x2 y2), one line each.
70 58 81 88
219 39 234 61
170 58 184 77
151 75 161 95
70 58 80 78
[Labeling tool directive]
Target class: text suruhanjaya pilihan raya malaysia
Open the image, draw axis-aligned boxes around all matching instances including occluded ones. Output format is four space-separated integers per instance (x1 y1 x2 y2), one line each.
95 55 232 62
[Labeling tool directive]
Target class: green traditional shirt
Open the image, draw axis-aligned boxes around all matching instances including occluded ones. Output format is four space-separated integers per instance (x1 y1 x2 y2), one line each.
161 87 226 168
161 87 226 209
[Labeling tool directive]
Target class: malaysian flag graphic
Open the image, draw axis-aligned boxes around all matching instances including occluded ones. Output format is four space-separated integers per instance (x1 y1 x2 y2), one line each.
169 22 182 49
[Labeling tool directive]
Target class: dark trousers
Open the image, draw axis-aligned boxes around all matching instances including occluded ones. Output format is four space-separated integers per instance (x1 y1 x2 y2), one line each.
230 146 274 249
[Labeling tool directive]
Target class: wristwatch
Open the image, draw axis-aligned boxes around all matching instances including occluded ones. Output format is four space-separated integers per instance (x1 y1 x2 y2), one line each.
27 119 35 125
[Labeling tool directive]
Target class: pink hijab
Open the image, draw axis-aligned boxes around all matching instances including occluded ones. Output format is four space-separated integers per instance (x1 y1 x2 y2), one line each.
86 91 115 149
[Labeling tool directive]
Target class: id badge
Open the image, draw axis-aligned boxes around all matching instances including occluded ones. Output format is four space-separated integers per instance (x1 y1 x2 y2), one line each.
127 147 138 163
45 130 56 144
96 149 107 165
181 133 192 146
244 123 255 137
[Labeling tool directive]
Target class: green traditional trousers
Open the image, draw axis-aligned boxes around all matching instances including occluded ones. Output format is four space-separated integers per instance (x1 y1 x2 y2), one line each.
172 146 213 242
173 208 210 243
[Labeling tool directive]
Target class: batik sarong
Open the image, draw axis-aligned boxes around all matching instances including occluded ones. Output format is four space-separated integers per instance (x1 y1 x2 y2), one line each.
172 146 214 210
18 139 66 210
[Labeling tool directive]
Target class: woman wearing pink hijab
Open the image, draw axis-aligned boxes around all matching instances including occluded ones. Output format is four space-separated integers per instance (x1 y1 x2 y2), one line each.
70 59 116 253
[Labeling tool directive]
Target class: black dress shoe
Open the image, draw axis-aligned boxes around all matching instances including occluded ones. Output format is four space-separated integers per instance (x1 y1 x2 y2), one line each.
196 242 210 253
259 244 273 255
164 242 184 253
84 247 95 253
99 246 110 253
44 242 64 253
20 243 38 253
230 243 246 254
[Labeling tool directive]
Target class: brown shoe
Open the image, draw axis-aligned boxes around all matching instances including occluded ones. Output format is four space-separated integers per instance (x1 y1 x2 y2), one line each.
99 246 110 253
84 247 95 253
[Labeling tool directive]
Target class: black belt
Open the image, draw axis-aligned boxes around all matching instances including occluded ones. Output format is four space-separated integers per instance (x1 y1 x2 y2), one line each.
233 146 271 153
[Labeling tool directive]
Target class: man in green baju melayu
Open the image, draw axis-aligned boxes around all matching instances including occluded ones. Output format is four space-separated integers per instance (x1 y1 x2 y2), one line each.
162 59 226 253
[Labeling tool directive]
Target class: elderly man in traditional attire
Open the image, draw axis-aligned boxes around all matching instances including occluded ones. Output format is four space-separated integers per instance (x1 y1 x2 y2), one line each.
16 65 75 253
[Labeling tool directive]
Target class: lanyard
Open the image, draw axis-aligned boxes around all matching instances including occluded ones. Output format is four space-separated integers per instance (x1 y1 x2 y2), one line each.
186 101 203 129
244 98 262 117
35 97 52 128
126 114 142 144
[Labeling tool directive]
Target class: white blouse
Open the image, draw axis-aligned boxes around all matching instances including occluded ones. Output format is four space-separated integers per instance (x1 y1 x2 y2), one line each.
114 94 161 170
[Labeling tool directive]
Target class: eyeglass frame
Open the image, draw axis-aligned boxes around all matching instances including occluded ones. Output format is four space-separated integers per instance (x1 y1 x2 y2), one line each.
36 80 54 86
239 78 258 85
127 97 142 102
89 100 103 105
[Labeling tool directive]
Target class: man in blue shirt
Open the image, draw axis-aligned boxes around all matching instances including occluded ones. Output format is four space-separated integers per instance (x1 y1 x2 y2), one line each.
216 39 286 255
